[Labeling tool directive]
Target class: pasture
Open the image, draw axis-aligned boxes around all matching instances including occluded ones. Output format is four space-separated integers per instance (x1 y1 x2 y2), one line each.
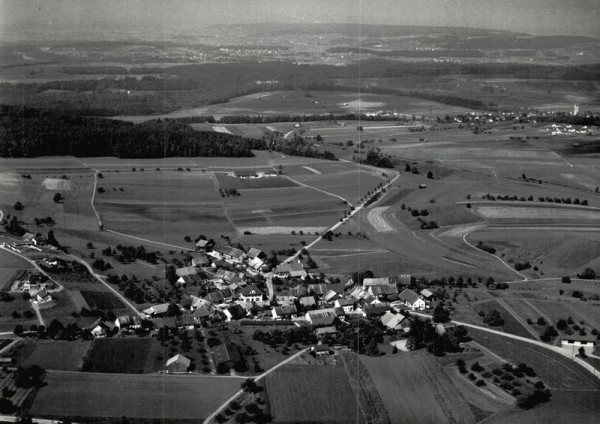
82 337 156 374
265 364 364 423
471 300 534 339
30 372 240 422
13 340 91 371
80 290 126 310
360 351 478 424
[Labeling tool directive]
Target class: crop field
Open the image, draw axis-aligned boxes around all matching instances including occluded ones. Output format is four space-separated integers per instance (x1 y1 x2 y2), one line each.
14 340 91 371
80 290 126 310
0 250 32 289
469 328 600 391
525 299 600 331
474 204 600 222
224 186 346 233
360 351 478 424
0 297 39 332
484 390 600 424
30 372 240 421
265 364 364 423
291 169 387 204
82 338 156 374
510 279 600 297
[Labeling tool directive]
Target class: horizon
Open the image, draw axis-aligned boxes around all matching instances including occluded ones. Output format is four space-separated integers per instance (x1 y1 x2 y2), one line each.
1 0 599 40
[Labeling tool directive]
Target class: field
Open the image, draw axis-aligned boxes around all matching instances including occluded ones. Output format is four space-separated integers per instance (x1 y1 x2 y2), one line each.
265 364 364 423
80 290 126 310
82 338 157 374
13 340 91 371
214 173 299 190
470 300 535 339
359 351 478 424
0 249 32 290
30 372 241 422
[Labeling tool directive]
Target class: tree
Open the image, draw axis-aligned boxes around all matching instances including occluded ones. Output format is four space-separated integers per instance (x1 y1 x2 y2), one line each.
426 171 434 179
13 201 23 210
561 276 571 284
483 310 504 327
404 163 411 172
53 193 63 203
577 268 597 280
165 265 178 285
47 230 59 247
433 303 450 323
13 325 24 336
578 347 587 358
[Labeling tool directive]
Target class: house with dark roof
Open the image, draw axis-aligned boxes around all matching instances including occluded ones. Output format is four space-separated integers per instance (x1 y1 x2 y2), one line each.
223 304 247 321
166 354 191 373
212 342 243 372
239 284 263 303
362 303 392 318
334 298 356 313
420 288 435 301
305 308 344 326
314 326 338 338
398 289 426 310
274 262 307 279
142 303 171 317
272 304 298 320
191 252 210 268
369 284 399 299
362 277 390 287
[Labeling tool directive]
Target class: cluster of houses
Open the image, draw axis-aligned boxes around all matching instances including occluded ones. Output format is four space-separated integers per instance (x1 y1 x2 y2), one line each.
10 271 55 304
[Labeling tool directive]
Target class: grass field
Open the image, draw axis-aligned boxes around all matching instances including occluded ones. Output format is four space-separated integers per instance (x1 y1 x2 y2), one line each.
14 340 91 371
82 338 156 374
30 372 240 422
265 364 364 423
80 290 125 310
472 300 535 339
214 173 298 190
360 351 478 424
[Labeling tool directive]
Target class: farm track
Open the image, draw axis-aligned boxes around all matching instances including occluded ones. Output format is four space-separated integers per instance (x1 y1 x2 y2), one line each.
203 348 309 424
285 175 353 207
462 232 527 281
495 298 540 341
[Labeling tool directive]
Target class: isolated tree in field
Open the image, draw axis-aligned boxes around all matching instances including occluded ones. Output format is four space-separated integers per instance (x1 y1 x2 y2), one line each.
47 230 59 247
13 201 23 211
561 276 571 284
53 193 63 203
427 171 434 179
97 187 105 194
483 309 504 327
278 164 283 175
405 163 411 172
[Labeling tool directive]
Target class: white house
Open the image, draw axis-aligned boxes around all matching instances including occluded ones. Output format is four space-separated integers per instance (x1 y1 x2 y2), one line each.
239 285 263 303
334 298 355 313
398 289 426 310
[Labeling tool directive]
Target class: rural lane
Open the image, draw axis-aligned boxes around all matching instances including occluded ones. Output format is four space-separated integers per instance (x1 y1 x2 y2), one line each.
203 347 309 424
410 311 600 381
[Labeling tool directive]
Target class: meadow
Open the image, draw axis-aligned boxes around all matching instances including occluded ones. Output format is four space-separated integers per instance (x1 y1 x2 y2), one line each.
14 340 91 371
30 372 241 422
82 338 156 374
265 364 364 423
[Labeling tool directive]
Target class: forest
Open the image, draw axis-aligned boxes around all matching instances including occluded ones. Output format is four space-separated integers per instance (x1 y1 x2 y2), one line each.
0 106 265 158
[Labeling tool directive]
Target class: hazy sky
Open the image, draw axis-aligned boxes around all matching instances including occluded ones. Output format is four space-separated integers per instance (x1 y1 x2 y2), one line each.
2 0 599 38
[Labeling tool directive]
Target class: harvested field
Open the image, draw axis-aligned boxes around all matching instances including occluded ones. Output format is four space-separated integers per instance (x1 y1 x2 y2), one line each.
266 364 364 423
30 372 240 422
14 340 91 371
360 351 477 424
474 204 600 221
80 290 125 310
469 328 600 391
82 338 155 374
367 206 394 232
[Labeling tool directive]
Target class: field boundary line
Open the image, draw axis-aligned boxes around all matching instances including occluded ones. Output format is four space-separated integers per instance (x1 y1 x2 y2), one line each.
495 298 540 341
203 348 309 424
285 175 353 207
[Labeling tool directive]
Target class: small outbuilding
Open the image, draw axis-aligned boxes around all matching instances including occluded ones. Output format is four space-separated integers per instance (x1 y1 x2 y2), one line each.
166 354 191 373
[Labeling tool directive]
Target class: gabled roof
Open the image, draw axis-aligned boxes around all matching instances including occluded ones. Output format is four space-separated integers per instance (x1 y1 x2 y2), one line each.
315 326 338 336
275 262 305 274
225 304 246 320
420 288 434 298
166 354 191 368
370 285 399 296
363 302 391 316
362 277 390 286
216 269 240 283
214 244 245 259
274 305 298 316
335 298 355 307
399 289 422 305
247 248 264 259
299 295 316 306
34 288 49 299
240 284 262 297
322 290 340 302
212 342 241 365
143 303 170 315
176 266 197 277
381 311 406 330
195 239 209 248
291 285 308 297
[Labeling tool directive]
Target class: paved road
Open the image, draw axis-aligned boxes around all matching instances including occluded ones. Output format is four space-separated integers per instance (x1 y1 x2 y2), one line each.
410 311 600 381
203 347 309 424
